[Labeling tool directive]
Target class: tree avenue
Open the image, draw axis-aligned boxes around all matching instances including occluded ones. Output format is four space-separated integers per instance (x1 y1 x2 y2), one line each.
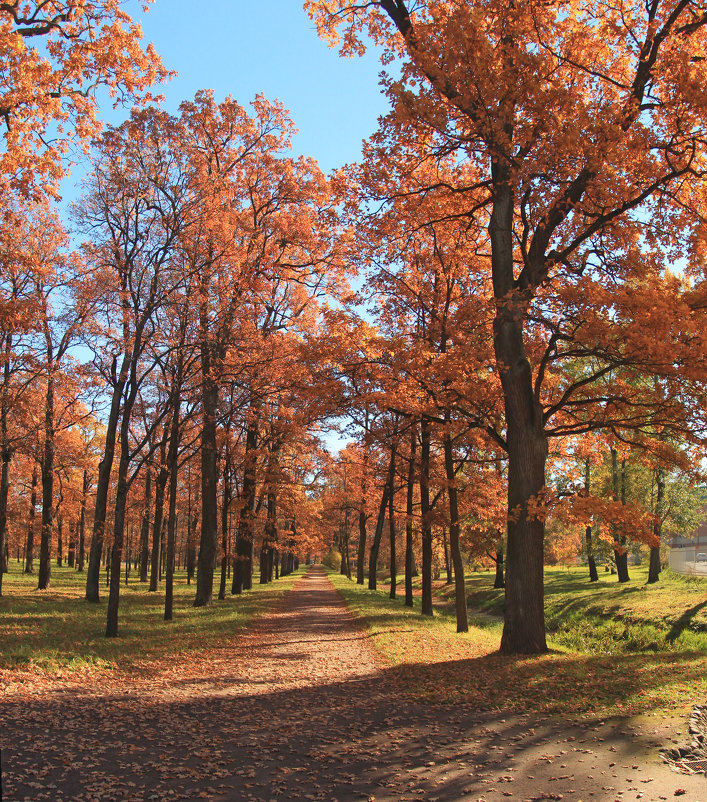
0 0 706 660
307 0 707 652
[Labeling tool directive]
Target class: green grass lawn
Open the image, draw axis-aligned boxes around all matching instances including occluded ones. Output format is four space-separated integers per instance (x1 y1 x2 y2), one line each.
0 561 306 673
328 566 707 718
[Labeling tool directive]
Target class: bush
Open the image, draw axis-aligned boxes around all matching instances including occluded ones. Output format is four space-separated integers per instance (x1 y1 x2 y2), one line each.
322 548 341 571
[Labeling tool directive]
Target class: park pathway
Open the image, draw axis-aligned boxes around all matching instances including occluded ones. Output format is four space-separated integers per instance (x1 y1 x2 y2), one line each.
2 565 704 801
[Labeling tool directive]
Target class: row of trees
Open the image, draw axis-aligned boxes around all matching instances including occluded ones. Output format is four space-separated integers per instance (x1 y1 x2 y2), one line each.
1 1 707 655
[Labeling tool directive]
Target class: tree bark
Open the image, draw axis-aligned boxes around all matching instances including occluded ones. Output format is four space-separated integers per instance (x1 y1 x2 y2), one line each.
149 443 169 592
194 339 219 606
388 464 397 599
218 443 232 600
647 466 664 584
139 467 152 582
232 414 257 595
86 354 129 602
24 464 38 573
493 547 505 589
38 369 55 590
404 425 416 608
77 470 89 572
419 415 433 617
368 437 395 590
585 458 599 582
491 171 548 654
164 385 181 621
356 421 370 585
611 450 630 583
443 428 468 632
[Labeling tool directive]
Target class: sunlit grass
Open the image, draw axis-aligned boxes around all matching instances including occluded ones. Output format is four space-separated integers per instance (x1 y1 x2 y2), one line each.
328 566 707 718
0 561 305 673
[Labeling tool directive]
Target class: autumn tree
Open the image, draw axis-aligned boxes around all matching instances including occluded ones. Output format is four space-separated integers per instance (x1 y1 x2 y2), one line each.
0 0 168 200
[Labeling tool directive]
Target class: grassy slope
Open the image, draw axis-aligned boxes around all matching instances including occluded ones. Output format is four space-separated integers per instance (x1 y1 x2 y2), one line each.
0 561 305 673
328 566 707 718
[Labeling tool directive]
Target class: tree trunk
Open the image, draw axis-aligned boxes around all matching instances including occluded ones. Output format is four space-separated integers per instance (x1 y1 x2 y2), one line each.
24 464 38 573
56 514 63 567
194 360 219 606
105 450 130 637
77 470 89 572
584 458 599 582
419 416 433 617
218 444 232 600
105 358 143 637
647 466 664 584
233 415 257 595
149 454 168 592
491 173 548 654
442 521 452 585
611 450 630 583
38 370 55 590
368 438 395 591
0 446 10 592
405 424 416 608
356 428 370 586
164 386 181 621
388 468 396 600
443 429 468 632
86 354 129 602
493 547 505 589
0 332 12 595
139 467 152 582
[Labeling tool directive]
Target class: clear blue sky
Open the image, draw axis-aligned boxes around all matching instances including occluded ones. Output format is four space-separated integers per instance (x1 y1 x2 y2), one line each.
72 1 391 178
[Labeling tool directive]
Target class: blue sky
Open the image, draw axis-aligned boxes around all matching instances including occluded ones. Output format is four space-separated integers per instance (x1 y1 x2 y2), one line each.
67 1 391 185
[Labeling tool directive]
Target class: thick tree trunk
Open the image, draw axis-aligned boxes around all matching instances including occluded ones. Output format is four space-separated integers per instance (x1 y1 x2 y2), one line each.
139 468 152 582
491 174 548 654
405 424 416 608
86 354 129 602
443 429 468 632
419 416 433 617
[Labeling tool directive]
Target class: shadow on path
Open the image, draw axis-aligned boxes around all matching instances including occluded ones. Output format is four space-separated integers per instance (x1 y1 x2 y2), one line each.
1 566 703 802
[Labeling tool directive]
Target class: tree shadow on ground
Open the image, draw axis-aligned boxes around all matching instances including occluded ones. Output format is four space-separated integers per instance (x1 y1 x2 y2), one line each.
666 598 707 643
4 655 703 802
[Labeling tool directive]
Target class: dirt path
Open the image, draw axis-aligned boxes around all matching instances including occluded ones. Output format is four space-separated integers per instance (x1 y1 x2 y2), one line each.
1 566 704 801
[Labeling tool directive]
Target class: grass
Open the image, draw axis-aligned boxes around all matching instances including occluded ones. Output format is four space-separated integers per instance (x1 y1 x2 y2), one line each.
0 560 306 674
328 566 707 718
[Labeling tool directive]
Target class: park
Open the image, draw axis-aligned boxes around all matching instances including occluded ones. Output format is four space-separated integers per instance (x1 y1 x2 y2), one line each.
1 0 707 800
